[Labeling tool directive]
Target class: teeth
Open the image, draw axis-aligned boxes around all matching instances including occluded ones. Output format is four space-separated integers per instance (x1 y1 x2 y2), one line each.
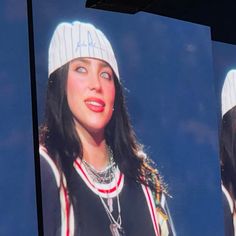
86 101 103 106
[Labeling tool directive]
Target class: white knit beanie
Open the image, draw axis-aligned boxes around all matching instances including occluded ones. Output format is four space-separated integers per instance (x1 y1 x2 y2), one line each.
48 21 119 79
221 69 236 117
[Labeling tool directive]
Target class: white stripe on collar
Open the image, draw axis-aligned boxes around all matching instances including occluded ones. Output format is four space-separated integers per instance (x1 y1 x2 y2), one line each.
73 158 124 198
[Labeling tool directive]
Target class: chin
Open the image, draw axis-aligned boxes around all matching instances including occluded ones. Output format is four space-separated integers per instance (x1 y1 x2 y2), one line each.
74 114 112 137
87 116 112 130
85 121 108 134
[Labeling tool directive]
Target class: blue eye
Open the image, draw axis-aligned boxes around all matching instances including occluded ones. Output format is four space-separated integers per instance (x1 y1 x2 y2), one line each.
76 66 87 73
101 72 112 80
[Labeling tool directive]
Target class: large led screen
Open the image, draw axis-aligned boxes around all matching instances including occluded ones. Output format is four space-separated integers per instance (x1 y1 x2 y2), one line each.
32 1 224 235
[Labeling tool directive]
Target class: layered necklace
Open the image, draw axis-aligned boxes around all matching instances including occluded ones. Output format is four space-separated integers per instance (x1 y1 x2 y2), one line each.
82 146 116 184
81 146 126 236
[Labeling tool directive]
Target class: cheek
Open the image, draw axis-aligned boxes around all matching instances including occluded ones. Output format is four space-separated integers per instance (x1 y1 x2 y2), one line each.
66 81 76 108
110 90 116 107
66 80 85 117
67 77 84 101
107 85 116 106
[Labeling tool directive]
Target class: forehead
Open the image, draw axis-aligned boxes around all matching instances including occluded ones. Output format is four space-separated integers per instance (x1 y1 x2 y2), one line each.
70 57 112 69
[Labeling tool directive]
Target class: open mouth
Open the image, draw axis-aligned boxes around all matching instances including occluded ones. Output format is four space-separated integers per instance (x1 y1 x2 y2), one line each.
85 98 105 112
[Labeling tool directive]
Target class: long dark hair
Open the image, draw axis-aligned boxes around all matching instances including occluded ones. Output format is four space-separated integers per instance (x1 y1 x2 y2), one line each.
39 62 164 196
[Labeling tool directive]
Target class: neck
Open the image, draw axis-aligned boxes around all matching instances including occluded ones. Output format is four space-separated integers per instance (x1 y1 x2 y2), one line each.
82 139 109 171
75 125 109 171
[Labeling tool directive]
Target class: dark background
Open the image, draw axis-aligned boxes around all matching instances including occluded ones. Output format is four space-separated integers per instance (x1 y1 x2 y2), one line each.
85 0 236 45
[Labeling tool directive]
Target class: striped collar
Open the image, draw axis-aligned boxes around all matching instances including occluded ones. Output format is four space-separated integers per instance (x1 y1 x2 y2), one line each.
73 158 124 198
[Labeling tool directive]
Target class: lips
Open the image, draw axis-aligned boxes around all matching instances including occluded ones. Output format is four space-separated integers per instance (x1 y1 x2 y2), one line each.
84 97 105 112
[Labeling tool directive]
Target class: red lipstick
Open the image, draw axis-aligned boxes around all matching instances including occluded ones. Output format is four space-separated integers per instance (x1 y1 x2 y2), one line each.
84 97 105 112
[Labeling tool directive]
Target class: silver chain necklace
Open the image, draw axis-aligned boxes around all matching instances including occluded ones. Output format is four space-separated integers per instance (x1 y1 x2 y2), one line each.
82 146 116 184
99 192 125 236
82 145 125 236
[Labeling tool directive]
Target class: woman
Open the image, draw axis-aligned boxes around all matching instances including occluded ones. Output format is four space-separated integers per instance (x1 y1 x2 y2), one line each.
39 21 175 236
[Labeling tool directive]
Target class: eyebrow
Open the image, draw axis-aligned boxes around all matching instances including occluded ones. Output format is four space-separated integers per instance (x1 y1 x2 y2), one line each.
75 58 91 64
72 58 111 68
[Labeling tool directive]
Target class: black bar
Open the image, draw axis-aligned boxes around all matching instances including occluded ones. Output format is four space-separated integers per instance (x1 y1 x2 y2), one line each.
26 0 43 235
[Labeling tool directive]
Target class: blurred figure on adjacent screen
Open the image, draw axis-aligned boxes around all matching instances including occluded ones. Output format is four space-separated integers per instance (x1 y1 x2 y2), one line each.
220 69 236 236
39 21 175 236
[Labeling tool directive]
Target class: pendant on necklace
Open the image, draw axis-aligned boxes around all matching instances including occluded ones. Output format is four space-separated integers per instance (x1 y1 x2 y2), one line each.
110 224 125 236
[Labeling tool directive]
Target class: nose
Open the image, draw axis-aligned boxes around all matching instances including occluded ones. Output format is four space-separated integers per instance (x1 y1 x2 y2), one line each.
89 72 102 91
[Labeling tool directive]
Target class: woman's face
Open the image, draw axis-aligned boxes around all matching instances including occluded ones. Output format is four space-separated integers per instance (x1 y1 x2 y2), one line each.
67 58 116 136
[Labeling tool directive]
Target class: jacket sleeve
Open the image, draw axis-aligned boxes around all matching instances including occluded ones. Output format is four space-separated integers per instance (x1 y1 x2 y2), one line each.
40 153 61 236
